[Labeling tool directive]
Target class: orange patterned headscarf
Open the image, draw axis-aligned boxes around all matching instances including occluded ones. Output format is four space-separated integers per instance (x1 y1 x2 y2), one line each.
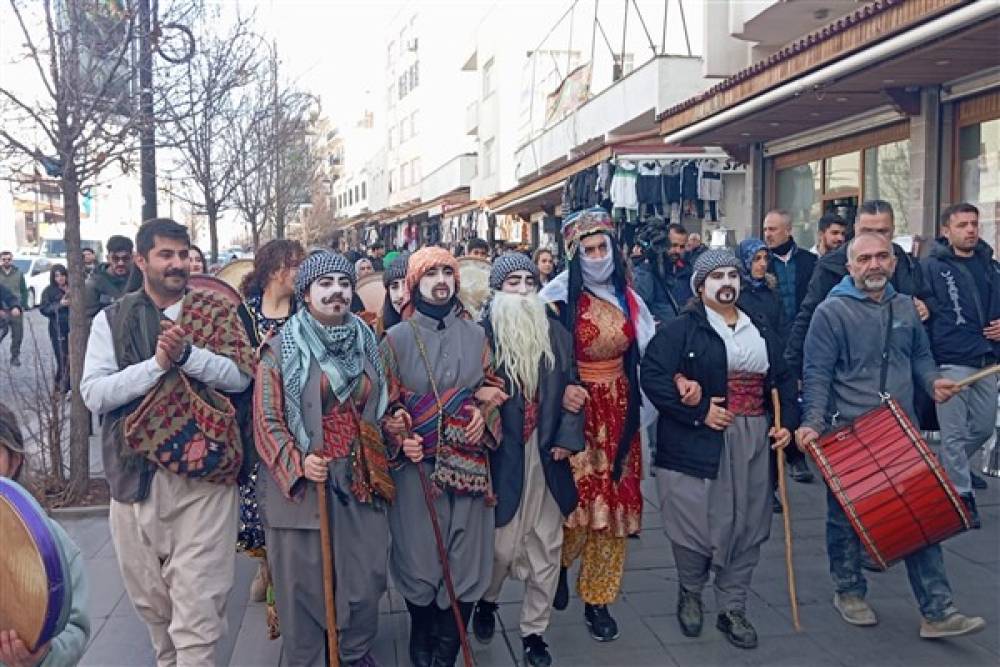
405 246 461 297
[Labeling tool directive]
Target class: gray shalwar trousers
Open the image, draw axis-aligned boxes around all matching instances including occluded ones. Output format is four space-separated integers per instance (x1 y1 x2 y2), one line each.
656 415 771 612
265 459 389 666
388 460 495 610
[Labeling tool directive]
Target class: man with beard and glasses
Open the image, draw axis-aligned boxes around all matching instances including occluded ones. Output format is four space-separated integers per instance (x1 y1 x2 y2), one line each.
81 218 254 666
377 252 409 337
796 232 985 639
641 249 798 650
84 234 135 324
470 253 585 667
379 246 501 667
254 251 392 666
538 207 656 643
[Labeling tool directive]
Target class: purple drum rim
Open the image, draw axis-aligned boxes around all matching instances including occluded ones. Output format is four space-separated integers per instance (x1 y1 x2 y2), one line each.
0 478 67 649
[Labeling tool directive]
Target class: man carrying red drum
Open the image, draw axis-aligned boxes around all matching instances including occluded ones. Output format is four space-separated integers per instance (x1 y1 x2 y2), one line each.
796 232 986 639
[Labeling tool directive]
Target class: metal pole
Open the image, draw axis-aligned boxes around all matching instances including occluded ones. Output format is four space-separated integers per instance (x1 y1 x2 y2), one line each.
138 0 157 222
619 0 629 81
661 0 668 55
272 39 282 238
677 0 692 57
590 0 599 66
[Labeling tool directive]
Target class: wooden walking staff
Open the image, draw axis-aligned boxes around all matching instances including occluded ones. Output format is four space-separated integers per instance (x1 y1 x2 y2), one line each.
316 481 340 667
772 388 802 632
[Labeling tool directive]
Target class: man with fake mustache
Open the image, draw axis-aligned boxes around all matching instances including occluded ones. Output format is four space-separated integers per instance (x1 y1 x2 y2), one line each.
81 218 253 666
379 246 501 667
641 249 798 650
253 251 392 666
470 253 585 667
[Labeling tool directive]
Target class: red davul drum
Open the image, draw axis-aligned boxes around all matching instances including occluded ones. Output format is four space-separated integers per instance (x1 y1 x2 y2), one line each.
806 399 972 570
0 477 73 652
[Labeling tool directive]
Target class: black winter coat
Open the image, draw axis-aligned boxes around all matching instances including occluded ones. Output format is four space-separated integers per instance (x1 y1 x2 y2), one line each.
484 316 585 527
40 285 70 339
737 281 786 351
785 242 927 374
641 302 799 479
922 238 1000 366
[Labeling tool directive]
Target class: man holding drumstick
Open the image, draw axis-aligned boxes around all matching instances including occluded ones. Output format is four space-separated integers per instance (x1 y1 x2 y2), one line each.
796 232 985 639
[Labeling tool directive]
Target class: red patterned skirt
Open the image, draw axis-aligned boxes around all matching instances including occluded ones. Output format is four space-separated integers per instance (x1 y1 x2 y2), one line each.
565 359 642 537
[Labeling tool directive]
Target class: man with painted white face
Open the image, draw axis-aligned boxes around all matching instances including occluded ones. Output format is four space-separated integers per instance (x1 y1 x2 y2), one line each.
81 218 253 667
377 252 409 336
379 246 501 667
538 207 656 642
641 249 798 650
253 251 392 666
471 253 585 667
797 232 985 639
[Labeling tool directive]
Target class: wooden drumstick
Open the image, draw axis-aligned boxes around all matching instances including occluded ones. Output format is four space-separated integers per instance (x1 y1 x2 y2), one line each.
772 388 802 632
317 481 340 667
954 364 1000 390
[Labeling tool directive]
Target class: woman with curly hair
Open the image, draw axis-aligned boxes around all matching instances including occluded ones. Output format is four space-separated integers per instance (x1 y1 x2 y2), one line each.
233 240 305 631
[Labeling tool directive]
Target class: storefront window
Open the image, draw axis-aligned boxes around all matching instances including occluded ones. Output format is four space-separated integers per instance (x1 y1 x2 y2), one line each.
775 160 821 248
864 140 912 235
823 153 860 196
959 118 1000 250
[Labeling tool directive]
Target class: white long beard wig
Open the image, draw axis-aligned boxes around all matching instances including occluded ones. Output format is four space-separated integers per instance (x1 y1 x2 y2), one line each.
490 291 555 400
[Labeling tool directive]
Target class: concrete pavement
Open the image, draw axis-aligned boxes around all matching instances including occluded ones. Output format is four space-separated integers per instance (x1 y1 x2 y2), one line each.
66 453 1000 667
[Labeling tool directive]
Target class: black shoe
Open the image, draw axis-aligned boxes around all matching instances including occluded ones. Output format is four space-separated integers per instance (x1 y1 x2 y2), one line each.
430 602 474 667
677 589 703 637
961 493 982 530
472 600 497 644
405 600 435 667
584 604 619 642
522 634 552 667
970 472 988 490
772 491 783 514
716 610 758 649
553 566 569 611
788 458 814 483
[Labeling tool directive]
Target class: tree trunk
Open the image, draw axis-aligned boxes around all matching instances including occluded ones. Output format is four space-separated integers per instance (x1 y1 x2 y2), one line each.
250 214 260 250
208 202 219 264
62 172 90 503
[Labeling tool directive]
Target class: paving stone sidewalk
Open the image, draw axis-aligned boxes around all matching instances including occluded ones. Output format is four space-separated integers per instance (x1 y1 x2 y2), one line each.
68 448 999 667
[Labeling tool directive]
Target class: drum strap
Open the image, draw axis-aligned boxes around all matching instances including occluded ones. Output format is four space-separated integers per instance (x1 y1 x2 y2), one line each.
878 303 893 401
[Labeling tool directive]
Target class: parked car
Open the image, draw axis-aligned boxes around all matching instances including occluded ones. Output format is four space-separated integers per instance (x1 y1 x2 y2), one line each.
13 256 56 309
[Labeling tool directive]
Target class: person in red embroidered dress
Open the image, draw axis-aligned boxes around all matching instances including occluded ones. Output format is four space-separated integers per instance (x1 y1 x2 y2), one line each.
538 207 656 642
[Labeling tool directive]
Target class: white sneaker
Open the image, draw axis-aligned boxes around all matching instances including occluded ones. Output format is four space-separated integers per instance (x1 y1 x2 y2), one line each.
920 613 986 639
833 593 877 626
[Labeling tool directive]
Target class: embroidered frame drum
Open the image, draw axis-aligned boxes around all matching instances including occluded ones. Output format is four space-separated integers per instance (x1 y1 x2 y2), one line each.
188 274 243 307
805 399 972 570
0 478 72 652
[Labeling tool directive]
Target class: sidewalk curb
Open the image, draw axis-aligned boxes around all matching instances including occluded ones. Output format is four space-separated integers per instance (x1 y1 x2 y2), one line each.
50 504 110 518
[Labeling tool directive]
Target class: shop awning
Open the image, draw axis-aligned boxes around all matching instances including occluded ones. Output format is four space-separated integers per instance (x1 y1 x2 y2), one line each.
487 147 612 214
657 0 1000 146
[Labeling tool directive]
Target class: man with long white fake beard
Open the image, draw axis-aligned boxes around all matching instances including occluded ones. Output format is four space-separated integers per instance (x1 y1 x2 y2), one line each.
471 254 585 667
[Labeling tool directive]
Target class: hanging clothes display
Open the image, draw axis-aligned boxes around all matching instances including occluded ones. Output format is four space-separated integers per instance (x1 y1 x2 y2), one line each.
697 158 723 222
636 161 663 216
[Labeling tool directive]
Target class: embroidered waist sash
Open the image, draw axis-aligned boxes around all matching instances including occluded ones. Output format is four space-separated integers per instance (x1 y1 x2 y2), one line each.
727 372 766 416
578 357 624 384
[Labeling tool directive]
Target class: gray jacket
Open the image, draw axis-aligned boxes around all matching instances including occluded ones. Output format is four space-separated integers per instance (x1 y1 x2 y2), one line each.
257 334 381 530
801 275 938 433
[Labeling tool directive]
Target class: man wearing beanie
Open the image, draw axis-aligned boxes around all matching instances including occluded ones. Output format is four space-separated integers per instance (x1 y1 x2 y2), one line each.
471 254 585 667
379 245 501 667
254 250 392 666
640 249 798 650
377 252 409 336
537 207 656 642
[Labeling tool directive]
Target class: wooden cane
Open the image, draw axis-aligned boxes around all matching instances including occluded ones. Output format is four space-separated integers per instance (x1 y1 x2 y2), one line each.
772 388 802 632
954 363 1000 390
317 481 340 667
416 463 475 667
